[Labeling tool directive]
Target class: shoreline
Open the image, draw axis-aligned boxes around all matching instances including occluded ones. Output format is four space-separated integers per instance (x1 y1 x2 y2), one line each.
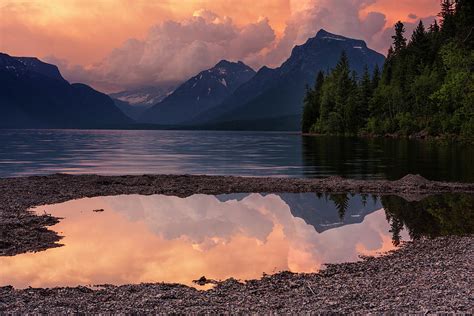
1 173 473 312
301 132 474 143
1 173 473 256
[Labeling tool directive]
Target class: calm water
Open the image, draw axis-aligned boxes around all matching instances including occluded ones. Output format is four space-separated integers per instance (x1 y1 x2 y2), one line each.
2 192 472 289
0 129 472 181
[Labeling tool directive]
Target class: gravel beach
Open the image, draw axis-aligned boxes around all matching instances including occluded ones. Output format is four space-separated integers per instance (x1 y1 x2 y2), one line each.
1 173 473 313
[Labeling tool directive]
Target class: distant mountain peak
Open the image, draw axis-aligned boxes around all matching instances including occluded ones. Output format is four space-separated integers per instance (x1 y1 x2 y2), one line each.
139 60 256 125
0 53 65 82
214 59 234 68
212 60 254 76
314 29 367 47
315 29 345 40
214 59 246 68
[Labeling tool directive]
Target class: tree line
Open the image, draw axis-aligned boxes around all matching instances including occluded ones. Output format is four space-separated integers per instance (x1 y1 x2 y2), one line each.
302 0 473 138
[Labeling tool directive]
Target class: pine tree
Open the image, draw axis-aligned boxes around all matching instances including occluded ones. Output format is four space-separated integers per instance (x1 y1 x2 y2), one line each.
358 65 372 127
440 0 455 20
372 64 381 90
409 21 430 65
334 51 354 134
301 71 325 133
411 21 427 45
392 21 407 53
302 85 315 133
439 0 456 38
454 0 474 47
429 20 440 33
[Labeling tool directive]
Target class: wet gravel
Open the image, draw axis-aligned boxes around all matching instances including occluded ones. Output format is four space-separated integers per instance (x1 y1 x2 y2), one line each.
1 173 473 313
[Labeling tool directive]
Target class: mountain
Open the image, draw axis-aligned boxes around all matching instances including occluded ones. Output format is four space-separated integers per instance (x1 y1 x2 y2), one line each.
110 85 175 120
277 193 382 233
215 193 383 233
139 60 256 125
191 29 385 130
0 53 131 129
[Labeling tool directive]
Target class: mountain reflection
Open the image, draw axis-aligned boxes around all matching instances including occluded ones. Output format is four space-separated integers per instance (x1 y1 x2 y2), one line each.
0 193 398 289
1 193 471 289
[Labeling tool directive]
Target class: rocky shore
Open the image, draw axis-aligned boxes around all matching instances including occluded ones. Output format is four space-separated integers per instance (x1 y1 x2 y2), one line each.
2 173 473 256
0 173 473 313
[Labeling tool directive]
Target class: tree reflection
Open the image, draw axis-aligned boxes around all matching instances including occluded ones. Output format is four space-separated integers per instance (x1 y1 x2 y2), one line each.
381 194 474 245
328 194 350 220
301 135 474 182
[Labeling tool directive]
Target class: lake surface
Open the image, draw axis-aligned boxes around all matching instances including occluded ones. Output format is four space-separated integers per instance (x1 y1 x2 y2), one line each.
0 129 472 181
2 192 472 289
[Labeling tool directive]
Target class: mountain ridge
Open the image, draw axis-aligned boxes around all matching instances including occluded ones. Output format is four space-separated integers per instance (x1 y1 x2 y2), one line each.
139 60 256 125
0 53 131 129
189 29 385 130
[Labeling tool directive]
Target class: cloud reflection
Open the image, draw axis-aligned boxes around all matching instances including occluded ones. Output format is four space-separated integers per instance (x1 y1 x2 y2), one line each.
0 194 407 289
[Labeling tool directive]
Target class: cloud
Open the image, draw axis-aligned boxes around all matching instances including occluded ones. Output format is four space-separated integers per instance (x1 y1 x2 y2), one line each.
263 0 387 66
32 1 439 92
52 10 275 91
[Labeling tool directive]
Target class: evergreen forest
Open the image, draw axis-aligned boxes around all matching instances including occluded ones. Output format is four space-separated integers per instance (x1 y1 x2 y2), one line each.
302 0 473 138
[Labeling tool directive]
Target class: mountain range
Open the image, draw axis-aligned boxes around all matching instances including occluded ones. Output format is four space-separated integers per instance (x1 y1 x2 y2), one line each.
139 60 256 125
192 29 385 130
216 193 382 233
0 53 131 128
110 85 175 120
1 29 385 130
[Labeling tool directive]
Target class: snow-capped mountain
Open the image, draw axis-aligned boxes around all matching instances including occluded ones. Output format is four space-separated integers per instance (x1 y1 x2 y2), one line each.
139 60 256 125
110 86 176 120
110 86 175 107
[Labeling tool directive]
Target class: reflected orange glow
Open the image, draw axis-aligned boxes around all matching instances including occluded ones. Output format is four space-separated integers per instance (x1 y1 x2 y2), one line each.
0 194 405 289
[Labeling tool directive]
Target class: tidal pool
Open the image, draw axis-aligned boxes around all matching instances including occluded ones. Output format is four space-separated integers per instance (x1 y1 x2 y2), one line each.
1 193 472 289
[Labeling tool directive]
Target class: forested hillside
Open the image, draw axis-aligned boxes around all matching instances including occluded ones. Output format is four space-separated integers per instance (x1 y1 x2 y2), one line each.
302 0 473 138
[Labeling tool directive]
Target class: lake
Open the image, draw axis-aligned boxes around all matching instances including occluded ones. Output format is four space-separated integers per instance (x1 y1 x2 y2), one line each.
0 129 472 181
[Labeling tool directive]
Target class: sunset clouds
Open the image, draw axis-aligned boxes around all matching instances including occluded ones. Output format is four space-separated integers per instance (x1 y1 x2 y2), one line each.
0 0 439 91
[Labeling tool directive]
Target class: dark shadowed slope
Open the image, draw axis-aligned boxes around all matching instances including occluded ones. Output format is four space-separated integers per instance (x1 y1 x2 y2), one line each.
192 29 385 130
139 60 255 125
0 53 131 129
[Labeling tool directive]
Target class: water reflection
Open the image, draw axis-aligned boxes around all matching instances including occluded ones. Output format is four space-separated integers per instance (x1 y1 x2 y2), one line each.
382 194 474 245
0 193 399 289
1 193 472 289
0 129 472 181
302 136 473 181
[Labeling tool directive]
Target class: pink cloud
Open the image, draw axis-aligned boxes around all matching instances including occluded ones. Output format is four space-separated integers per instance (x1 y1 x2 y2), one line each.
48 1 439 92
50 11 275 92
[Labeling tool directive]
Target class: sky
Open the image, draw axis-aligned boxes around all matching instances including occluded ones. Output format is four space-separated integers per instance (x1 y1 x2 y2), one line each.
0 0 440 92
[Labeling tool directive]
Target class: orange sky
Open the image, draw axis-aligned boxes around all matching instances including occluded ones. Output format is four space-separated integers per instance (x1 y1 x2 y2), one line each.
0 0 440 91
0 0 290 65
